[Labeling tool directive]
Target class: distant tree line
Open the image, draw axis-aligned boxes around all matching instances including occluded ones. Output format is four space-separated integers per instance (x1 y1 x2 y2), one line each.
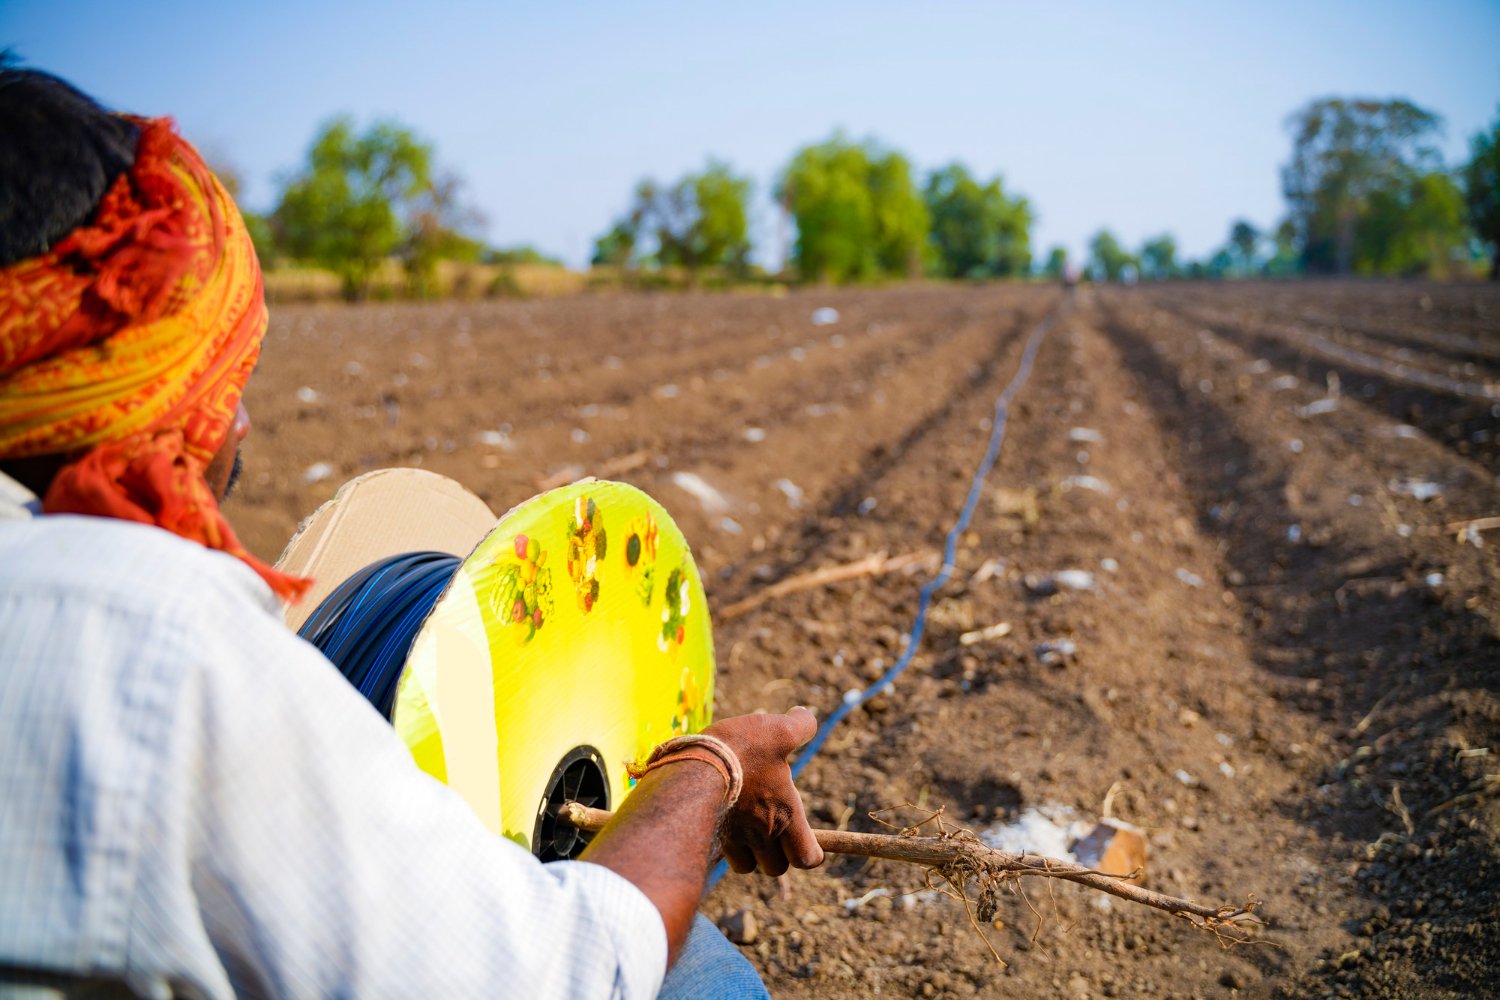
241 116 552 300
243 96 1500 299
593 133 1032 285
1085 98 1500 283
591 161 753 282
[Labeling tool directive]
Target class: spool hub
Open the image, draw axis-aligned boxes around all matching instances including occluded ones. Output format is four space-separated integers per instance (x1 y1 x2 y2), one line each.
533 746 609 861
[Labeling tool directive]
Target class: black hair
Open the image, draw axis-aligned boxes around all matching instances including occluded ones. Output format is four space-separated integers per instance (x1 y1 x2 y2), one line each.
0 58 140 266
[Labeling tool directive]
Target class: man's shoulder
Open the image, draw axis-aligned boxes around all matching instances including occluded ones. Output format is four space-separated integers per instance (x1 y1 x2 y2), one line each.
0 514 279 619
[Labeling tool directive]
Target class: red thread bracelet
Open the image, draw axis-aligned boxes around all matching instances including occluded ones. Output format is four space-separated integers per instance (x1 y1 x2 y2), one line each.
627 734 744 807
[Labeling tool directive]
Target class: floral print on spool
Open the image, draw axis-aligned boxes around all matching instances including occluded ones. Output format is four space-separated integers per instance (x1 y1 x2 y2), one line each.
622 513 659 606
658 565 690 653
565 495 607 613
489 533 552 643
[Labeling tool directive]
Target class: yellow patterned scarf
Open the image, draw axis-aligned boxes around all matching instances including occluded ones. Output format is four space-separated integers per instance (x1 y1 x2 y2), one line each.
0 116 309 600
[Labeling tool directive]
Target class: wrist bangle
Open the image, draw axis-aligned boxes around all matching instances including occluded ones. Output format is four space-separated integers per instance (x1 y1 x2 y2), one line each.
626 733 744 807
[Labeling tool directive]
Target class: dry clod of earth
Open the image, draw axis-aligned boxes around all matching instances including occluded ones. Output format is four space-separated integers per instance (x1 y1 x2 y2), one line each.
236 282 1500 998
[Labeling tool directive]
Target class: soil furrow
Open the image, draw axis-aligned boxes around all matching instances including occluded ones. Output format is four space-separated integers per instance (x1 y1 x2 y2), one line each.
1100 291 1500 998
1147 294 1500 473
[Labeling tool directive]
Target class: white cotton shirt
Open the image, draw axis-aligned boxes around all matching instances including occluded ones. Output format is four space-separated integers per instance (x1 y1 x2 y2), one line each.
0 502 667 998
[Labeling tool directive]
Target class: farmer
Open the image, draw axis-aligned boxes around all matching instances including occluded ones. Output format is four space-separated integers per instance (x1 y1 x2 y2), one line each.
0 67 821 998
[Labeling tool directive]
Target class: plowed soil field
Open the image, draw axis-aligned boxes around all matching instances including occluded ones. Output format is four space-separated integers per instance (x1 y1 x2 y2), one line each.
234 282 1500 999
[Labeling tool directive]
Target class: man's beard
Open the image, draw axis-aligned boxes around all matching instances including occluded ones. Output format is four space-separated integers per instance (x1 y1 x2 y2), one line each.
224 449 244 499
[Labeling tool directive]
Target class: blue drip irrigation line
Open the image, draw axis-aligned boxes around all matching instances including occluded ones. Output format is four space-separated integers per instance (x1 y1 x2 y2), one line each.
708 308 1056 889
300 551 461 718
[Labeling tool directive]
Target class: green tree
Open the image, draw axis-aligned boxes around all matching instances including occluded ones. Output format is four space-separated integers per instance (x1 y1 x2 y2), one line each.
1041 246 1068 280
592 180 651 269
1138 234 1179 280
923 163 1033 278
403 169 486 297
655 162 752 277
273 117 434 299
487 245 564 267
777 134 929 283
1229 220 1261 273
243 213 277 267
1281 97 1443 274
1265 219 1301 277
778 137 875 282
592 163 752 280
869 151 930 277
1206 248 1236 279
1354 171 1469 278
591 220 639 268
1463 107 1500 279
1088 229 1135 281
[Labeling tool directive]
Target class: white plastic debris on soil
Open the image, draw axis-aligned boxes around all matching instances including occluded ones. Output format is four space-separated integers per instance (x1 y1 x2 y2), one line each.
1390 479 1443 501
1297 398 1339 417
671 471 731 514
474 429 515 450
1035 638 1077 666
811 306 840 326
1068 427 1104 444
1053 569 1096 591
742 427 767 443
842 887 891 912
774 478 805 509
1060 474 1112 494
959 622 1012 646
981 806 1082 860
302 462 333 485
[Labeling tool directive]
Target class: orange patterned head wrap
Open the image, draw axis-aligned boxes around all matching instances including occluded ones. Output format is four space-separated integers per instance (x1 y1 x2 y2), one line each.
0 117 310 601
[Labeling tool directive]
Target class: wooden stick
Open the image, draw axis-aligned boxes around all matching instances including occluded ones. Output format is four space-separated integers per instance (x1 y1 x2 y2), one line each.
1442 514 1500 534
560 802 1258 929
597 449 652 479
719 550 936 620
536 450 652 492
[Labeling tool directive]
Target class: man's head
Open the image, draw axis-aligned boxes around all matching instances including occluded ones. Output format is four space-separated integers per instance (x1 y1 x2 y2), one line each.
0 65 304 599
0 65 141 268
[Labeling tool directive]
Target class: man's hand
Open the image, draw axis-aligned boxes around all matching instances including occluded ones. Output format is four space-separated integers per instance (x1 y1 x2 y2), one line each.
577 706 823 965
705 707 824 876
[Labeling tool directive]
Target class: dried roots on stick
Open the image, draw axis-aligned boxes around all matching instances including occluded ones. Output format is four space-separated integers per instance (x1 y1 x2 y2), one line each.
561 801 1261 952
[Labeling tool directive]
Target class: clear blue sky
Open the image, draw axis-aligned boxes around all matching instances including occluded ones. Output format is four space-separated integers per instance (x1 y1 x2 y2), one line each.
5 1 1498 268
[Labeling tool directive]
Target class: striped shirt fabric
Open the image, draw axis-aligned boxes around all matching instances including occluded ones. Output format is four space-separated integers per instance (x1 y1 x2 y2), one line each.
0 489 667 999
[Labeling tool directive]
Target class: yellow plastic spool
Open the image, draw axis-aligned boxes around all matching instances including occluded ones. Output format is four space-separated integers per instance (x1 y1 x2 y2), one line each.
393 480 715 853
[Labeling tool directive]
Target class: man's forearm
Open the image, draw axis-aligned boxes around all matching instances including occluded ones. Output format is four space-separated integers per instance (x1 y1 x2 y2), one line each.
577 760 725 964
